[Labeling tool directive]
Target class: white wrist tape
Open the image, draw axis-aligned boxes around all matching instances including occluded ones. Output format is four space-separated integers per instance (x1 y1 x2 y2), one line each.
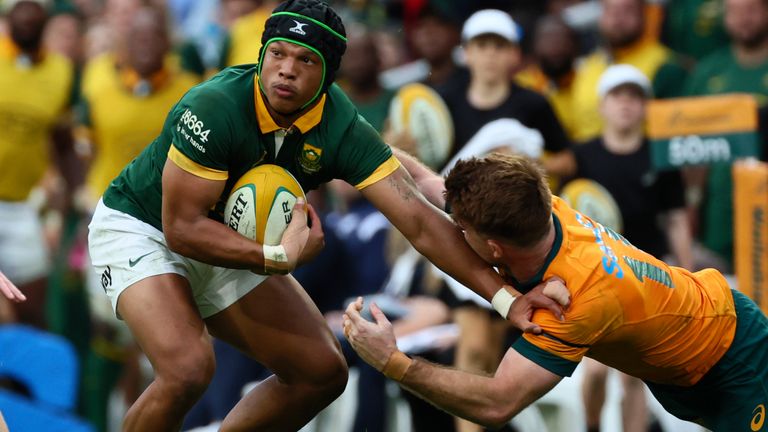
263 245 288 264
491 287 516 319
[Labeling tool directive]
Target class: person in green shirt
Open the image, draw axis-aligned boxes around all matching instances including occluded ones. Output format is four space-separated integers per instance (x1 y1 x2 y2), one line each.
337 28 394 133
86 1 569 430
686 0 768 268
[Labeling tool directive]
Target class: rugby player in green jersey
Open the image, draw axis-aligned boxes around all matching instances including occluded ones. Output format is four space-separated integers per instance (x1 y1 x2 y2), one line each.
87 1 569 430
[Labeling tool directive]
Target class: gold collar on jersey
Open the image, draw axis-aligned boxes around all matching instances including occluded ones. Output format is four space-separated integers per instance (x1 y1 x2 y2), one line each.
254 76 326 135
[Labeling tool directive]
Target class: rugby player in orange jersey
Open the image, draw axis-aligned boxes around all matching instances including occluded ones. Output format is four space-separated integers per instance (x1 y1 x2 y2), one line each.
345 153 768 432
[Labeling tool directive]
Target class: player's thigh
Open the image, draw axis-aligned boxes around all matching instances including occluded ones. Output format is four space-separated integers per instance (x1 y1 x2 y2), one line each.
204 274 345 383
117 273 213 377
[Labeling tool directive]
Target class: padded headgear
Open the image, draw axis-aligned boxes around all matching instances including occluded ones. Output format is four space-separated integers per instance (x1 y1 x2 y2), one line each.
258 0 347 107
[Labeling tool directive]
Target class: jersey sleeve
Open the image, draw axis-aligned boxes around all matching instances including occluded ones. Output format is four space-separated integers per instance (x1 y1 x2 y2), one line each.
513 291 618 377
335 114 399 189
167 90 233 181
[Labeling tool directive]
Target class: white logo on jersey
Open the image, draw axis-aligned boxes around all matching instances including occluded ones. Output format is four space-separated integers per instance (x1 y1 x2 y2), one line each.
289 20 308 36
178 109 211 153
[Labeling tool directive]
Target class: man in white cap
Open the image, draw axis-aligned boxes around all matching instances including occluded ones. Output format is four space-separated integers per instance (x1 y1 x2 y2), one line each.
574 64 693 432
439 9 575 179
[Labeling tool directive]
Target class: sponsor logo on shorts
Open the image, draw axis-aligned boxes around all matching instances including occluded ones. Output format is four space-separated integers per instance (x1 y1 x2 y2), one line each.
128 251 156 268
289 20 308 36
299 142 322 173
100 266 112 292
753 404 766 431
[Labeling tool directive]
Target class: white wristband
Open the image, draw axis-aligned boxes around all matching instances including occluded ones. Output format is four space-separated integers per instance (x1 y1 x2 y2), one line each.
263 245 288 264
491 287 517 319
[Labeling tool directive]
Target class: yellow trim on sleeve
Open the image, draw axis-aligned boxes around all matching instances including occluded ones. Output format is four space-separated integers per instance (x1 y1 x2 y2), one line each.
254 75 327 134
354 155 402 190
168 145 229 181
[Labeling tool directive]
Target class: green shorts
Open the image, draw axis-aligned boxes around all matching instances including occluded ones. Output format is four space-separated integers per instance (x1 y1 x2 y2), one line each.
646 289 768 432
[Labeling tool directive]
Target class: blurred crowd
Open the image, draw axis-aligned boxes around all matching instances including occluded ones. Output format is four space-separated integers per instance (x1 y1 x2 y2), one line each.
0 0 767 431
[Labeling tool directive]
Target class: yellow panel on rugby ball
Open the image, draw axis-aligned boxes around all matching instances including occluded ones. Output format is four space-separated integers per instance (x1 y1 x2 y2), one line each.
388 83 454 169
560 178 623 233
224 165 306 245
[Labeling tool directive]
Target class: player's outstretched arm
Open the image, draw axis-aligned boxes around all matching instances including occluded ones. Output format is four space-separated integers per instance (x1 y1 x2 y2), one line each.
390 147 447 210
361 166 567 332
161 159 308 273
343 298 562 428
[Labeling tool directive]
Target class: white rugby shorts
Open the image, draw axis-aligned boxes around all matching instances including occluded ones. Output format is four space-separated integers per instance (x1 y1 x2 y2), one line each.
87 199 268 319
0 201 49 284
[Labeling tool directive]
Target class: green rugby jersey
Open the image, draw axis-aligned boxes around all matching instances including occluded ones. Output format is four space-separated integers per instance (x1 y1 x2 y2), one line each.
103 64 399 231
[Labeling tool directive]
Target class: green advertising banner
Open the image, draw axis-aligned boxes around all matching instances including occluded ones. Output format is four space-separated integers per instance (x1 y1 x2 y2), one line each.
647 94 761 170
651 132 760 170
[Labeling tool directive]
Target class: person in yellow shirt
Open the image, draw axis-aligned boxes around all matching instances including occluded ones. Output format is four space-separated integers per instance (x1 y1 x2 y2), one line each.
78 6 200 205
571 0 688 142
344 153 768 432
0 0 75 329
218 0 279 68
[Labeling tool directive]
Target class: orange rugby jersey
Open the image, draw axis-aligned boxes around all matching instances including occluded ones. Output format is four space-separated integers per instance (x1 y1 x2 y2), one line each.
512 196 736 386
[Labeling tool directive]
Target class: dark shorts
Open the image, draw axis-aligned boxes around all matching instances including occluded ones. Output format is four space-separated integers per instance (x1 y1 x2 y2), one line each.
646 290 768 431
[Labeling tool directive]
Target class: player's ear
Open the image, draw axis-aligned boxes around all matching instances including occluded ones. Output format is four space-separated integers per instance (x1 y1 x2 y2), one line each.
487 239 503 259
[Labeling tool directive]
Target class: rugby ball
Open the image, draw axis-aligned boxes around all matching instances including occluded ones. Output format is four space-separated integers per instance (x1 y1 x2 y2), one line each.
388 83 453 170
560 179 623 233
224 165 306 245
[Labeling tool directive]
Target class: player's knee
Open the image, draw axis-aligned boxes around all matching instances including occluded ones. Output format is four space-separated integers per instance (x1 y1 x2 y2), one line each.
156 343 215 401
312 347 348 396
292 343 348 398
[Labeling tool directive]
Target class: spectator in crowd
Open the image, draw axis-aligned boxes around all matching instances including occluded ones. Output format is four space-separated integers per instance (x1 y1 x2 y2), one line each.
218 0 278 68
75 7 200 430
84 0 204 87
77 6 200 208
338 27 395 133
0 0 75 329
576 65 693 271
662 0 729 62
686 0 768 269
571 0 688 142
516 14 580 141
44 7 83 65
407 0 464 89
573 64 693 432
439 9 575 176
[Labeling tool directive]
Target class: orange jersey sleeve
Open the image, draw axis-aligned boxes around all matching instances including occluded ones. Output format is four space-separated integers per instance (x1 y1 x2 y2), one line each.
513 197 737 386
